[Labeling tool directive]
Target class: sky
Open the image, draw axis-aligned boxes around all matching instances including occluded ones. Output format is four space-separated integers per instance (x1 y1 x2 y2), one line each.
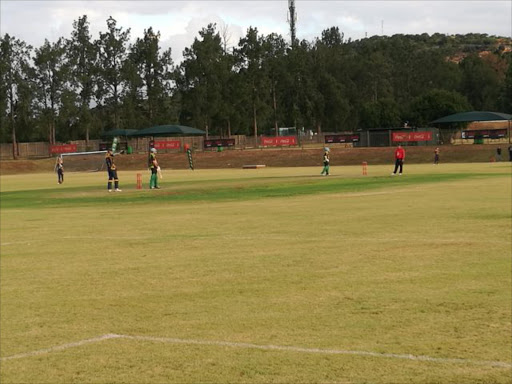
1 0 511 63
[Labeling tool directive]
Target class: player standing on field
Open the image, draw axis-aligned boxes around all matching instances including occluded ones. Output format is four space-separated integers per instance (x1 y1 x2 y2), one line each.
149 148 160 189
496 147 502 162
434 147 440 165
391 144 405 175
320 147 330 176
55 155 64 184
105 149 121 192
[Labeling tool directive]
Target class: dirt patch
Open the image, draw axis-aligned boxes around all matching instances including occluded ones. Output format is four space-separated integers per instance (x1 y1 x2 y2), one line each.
0 144 508 175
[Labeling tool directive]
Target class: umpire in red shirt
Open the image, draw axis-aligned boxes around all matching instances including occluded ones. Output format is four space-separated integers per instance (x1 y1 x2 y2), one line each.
392 144 405 175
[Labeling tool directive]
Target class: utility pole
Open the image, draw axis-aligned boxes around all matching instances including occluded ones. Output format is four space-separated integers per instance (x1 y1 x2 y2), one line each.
288 0 299 134
288 0 297 47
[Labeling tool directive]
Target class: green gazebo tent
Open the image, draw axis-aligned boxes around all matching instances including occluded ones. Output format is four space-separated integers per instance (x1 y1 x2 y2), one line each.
431 111 512 144
431 111 512 124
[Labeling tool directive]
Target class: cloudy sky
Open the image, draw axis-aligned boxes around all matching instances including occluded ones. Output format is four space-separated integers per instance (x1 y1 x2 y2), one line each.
1 0 511 63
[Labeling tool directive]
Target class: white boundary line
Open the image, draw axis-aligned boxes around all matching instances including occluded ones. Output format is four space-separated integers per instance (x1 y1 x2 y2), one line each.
1 333 510 368
0 334 121 361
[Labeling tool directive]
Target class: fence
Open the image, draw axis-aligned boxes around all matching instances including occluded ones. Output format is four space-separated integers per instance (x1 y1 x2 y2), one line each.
0 135 272 159
0 140 103 160
354 127 441 147
1 128 509 160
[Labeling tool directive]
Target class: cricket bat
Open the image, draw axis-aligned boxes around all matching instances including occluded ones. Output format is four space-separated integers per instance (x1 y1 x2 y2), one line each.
157 166 163 179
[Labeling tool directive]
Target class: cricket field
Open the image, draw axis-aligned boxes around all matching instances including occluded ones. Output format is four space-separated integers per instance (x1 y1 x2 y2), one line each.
1 162 511 383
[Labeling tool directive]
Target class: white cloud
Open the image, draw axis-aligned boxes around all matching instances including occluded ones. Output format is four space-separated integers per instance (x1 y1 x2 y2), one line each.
1 0 510 62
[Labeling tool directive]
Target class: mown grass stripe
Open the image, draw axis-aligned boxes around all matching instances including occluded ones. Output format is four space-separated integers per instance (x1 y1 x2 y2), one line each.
0 172 506 210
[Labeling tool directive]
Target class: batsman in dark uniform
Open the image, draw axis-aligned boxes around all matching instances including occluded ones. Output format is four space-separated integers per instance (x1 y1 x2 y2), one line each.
105 149 121 192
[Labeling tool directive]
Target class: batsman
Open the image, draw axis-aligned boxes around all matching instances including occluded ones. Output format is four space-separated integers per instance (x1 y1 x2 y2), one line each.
105 149 121 192
149 147 160 189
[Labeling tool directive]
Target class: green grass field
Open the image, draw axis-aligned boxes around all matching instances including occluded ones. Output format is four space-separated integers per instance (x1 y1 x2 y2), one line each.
1 163 511 383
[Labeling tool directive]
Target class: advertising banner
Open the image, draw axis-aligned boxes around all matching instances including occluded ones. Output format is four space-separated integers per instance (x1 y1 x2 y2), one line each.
325 134 360 143
204 139 236 148
50 144 77 154
462 129 507 139
392 131 432 142
261 136 297 146
154 140 181 149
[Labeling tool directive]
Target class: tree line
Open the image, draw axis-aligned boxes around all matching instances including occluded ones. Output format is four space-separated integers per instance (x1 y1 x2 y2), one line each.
1 15 511 154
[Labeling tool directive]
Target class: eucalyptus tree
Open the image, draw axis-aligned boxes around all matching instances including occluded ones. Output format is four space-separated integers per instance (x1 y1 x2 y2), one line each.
364 50 393 104
408 89 471 127
234 27 272 138
285 39 313 131
32 38 69 144
385 35 418 104
215 23 242 136
121 49 145 130
420 50 461 94
96 16 131 130
359 98 402 129
500 59 512 113
399 41 461 103
176 23 225 137
308 27 352 132
214 50 241 137
0 34 33 157
127 27 174 126
261 33 288 135
459 54 502 110
307 37 330 134
66 15 98 143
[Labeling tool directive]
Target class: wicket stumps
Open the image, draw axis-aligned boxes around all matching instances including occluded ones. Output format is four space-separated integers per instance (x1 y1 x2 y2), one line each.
136 173 142 189
362 161 368 175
